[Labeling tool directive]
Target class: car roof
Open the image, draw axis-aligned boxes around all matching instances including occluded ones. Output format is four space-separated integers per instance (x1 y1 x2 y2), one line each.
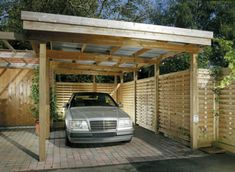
73 92 109 95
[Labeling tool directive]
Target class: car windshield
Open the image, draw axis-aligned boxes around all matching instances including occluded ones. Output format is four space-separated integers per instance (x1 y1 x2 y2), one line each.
70 93 117 107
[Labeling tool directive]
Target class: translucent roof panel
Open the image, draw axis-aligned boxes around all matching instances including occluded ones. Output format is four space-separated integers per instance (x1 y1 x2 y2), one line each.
77 60 95 65
114 47 142 56
139 49 168 58
85 44 112 54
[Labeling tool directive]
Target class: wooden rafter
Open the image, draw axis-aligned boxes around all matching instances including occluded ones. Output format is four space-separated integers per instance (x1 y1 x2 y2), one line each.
30 41 39 55
81 44 87 53
109 46 121 55
0 57 10 65
2 40 16 52
0 63 38 69
0 50 35 58
133 48 149 57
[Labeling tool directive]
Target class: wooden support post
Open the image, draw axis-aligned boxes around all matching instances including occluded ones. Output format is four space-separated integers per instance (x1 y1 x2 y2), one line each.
93 75 96 92
39 43 47 161
190 53 199 149
50 69 55 131
120 73 124 104
154 63 160 133
134 71 138 124
114 75 118 101
45 55 50 139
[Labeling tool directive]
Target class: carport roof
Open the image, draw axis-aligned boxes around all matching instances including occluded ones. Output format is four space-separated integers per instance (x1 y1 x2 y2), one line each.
0 11 213 75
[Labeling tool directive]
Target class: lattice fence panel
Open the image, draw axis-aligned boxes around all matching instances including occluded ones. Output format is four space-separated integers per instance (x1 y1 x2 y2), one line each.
96 83 117 100
158 70 190 143
136 77 156 132
119 81 135 122
198 69 215 147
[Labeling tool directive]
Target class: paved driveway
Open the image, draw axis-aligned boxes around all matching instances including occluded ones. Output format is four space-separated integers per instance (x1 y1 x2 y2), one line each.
0 127 205 171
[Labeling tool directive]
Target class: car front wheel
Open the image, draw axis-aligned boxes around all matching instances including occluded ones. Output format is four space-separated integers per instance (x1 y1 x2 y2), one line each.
65 131 73 147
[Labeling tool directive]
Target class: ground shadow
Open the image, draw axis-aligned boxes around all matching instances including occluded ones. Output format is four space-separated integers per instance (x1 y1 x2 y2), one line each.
48 127 131 148
0 130 39 161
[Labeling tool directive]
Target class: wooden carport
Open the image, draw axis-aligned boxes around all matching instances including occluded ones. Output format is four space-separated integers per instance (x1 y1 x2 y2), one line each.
0 11 213 161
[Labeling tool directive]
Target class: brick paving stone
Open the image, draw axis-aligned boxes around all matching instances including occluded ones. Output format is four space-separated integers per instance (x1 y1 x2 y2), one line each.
0 127 206 171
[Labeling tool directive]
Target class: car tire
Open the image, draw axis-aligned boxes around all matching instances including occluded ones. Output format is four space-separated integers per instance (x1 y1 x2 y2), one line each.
65 132 73 147
122 137 132 143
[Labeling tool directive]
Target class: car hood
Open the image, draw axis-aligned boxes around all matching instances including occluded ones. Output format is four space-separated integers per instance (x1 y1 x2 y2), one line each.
69 106 129 120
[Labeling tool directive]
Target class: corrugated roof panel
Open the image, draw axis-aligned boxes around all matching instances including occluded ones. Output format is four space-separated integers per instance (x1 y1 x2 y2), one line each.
53 59 73 63
98 61 117 66
119 63 136 67
52 42 82 51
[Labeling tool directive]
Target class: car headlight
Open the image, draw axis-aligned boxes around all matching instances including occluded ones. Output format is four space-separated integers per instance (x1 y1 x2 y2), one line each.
69 120 89 131
118 118 132 130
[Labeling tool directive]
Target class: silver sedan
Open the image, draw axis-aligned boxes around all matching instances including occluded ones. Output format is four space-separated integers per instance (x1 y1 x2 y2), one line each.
64 92 134 146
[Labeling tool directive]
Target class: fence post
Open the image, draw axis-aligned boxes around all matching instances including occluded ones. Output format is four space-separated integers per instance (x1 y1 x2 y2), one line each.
134 71 138 124
190 53 199 149
154 63 160 133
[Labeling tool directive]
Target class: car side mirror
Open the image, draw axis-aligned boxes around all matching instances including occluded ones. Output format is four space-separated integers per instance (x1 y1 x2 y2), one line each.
118 103 123 108
63 103 69 109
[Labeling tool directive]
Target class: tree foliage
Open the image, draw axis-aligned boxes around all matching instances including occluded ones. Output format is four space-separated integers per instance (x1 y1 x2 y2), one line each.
151 0 235 74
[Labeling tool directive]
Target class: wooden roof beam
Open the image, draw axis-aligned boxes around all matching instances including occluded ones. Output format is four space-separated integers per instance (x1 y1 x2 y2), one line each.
26 31 202 53
22 11 213 45
53 68 121 76
0 31 24 40
51 61 136 72
0 50 36 58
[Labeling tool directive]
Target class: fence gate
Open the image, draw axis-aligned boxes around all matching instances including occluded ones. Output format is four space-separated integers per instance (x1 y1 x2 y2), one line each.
158 70 190 144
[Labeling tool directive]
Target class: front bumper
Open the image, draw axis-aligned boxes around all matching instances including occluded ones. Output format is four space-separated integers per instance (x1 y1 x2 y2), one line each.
66 128 134 143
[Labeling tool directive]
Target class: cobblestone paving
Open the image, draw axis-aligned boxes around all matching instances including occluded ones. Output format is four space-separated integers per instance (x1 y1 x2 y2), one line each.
0 127 206 171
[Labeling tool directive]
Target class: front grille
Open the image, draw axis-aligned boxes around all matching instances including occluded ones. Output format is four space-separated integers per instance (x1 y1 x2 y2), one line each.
90 120 117 131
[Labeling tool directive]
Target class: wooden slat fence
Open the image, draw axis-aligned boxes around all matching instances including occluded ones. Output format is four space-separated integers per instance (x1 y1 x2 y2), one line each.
118 81 135 122
219 72 235 147
0 68 34 126
136 77 156 132
55 82 116 118
158 70 190 144
197 69 215 147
